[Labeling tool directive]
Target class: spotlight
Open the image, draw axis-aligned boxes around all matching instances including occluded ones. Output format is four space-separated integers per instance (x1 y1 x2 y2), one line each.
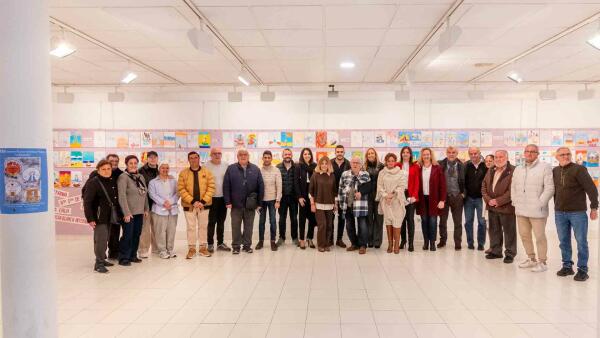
121 72 138 84
187 26 214 54
507 72 523 83
328 84 338 98
578 84 595 101
237 75 250 86
539 84 556 100
260 91 275 102
339 61 355 69
228 91 242 102
438 21 462 53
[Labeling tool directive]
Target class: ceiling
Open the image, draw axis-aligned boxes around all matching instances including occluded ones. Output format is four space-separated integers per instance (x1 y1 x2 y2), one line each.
49 0 600 91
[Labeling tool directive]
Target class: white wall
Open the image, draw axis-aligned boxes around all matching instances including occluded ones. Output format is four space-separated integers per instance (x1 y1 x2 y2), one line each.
52 92 600 131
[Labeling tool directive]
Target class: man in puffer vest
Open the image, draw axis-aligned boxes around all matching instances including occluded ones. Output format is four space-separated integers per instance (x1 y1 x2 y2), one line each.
511 144 554 272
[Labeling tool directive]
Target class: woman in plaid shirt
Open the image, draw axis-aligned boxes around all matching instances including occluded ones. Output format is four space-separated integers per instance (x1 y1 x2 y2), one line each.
337 157 373 254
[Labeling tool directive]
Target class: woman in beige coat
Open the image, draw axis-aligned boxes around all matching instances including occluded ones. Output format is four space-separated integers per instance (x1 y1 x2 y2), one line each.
377 153 408 254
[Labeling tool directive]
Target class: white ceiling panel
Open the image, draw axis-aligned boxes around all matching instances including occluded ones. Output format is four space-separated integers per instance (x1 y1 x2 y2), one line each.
119 47 174 61
374 45 414 60
390 4 450 28
49 7 132 30
364 59 401 82
165 71 211 83
220 30 266 47
280 60 325 82
85 30 157 48
326 46 378 63
325 5 396 29
273 47 323 60
458 4 545 29
246 60 287 83
101 7 193 30
382 28 430 45
326 29 386 46
237 47 275 60
199 6 258 30
263 30 324 46
252 6 323 29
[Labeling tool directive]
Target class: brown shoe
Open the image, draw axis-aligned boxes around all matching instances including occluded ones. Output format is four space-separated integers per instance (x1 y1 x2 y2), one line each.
336 239 347 248
318 247 325 252
186 247 196 259
359 247 367 254
198 246 212 257
271 241 278 251
325 246 331 252
299 240 306 250
347 245 358 252
393 228 401 254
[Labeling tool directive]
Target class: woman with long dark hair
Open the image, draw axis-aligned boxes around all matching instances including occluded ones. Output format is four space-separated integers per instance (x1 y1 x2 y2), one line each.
395 146 421 252
295 148 317 249
364 148 384 248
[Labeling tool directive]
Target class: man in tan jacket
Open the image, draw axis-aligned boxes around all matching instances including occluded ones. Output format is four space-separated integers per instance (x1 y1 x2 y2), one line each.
178 151 215 259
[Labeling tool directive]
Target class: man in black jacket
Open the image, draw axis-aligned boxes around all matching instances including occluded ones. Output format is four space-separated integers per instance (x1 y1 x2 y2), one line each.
438 146 466 250
463 147 488 250
276 148 299 246
138 151 159 258
331 145 350 248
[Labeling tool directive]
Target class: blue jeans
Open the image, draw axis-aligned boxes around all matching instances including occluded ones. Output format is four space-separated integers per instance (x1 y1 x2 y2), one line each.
555 211 589 272
345 210 368 248
464 197 486 247
259 200 277 241
421 214 438 244
119 214 144 262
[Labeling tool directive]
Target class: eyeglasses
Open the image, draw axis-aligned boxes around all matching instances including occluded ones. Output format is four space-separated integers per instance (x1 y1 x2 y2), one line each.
524 151 538 154
557 153 571 157
212 152 222 155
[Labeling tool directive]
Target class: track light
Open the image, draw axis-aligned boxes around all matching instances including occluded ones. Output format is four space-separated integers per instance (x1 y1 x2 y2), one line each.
187 23 214 54
50 30 76 58
237 75 250 86
578 84 595 101
56 88 74 103
587 20 600 50
260 90 275 102
121 71 138 84
328 84 338 98
228 91 242 102
539 84 556 100
438 19 462 54
395 85 410 101
108 88 125 102
507 72 523 83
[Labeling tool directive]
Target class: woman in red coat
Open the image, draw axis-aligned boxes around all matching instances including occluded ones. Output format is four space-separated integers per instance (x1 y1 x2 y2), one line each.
395 146 420 252
416 148 447 251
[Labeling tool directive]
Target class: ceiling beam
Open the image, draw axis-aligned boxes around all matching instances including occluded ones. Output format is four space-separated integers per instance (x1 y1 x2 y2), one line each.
49 16 184 85
470 11 600 83
388 0 464 83
181 0 264 86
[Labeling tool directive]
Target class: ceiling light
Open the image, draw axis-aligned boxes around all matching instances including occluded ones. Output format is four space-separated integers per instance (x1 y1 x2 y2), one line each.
260 91 275 102
237 75 250 86
438 20 462 54
108 88 125 102
507 72 523 83
395 90 410 101
578 84 595 101
187 26 214 54
328 84 338 98
587 34 600 50
121 72 138 84
539 84 556 100
56 88 74 103
228 91 242 102
49 41 76 58
339 61 355 69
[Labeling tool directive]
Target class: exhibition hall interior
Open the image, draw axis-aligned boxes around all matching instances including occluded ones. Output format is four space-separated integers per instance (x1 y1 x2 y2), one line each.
2 0 600 337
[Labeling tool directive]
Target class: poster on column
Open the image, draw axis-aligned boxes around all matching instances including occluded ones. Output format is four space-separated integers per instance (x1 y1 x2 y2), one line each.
0 148 48 214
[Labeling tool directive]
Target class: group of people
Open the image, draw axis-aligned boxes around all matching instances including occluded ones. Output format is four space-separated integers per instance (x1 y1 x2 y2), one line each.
83 144 598 282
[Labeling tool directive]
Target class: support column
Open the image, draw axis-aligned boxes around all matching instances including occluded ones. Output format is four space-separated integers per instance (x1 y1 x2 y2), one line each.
0 0 57 337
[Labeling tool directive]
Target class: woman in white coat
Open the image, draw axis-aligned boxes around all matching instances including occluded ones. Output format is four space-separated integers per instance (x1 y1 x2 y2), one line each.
377 153 408 254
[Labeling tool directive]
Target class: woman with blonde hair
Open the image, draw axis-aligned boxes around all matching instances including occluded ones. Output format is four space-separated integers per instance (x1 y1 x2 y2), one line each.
309 156 337 251
416 148 447 251
377 153 408 254
364 148 385 248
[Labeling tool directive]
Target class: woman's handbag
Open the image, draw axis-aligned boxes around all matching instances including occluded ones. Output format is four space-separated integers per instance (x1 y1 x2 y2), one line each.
96 178 120 224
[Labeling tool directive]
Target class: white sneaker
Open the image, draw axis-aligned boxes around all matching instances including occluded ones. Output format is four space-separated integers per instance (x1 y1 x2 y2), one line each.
518 258 537 269
169 252 177 258
138 252 149 259
159 252 170 259
531 262 548 272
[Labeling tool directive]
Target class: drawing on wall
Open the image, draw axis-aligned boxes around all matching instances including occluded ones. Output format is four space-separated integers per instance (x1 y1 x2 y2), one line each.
280 132 293 147
315 130 327 148
129 132 141 148
176 131 187 149
69 131 82 148
198 132 211 148
163 132 176 148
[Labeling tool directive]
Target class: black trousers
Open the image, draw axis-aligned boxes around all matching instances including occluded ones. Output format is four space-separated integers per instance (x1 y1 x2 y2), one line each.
207 197 227 245
438 194 464 246
367 199 383 247
400 203 416 244
107 223 121 259
488 210 517 258
299 200 316 240
279 195 298 240
330 201 346 244
94 223 109 263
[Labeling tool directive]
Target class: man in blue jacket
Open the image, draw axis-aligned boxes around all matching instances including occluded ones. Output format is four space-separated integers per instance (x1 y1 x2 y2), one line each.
224 148 265 254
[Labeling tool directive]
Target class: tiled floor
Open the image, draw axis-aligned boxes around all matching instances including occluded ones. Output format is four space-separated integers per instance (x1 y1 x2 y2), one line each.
1 224 598 338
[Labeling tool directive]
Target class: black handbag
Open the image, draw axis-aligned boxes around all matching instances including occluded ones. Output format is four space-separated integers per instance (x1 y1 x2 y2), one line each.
245 192 258 210
96 178 120 224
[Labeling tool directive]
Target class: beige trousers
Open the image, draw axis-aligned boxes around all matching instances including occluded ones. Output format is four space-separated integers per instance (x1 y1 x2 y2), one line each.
517 216 548 263
184 208 208 249
138 213 157 255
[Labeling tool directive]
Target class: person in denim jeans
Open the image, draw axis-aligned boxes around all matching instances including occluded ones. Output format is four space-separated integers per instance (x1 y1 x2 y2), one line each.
257 151 282 251
338 157 372 254
553 147 599 282
463 147 489 251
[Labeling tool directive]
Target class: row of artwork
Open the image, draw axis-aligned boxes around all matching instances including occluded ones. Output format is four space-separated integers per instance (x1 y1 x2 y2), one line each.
54 129 600 150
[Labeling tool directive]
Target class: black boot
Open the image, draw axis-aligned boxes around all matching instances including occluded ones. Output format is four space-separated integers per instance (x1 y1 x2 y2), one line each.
408 241 414 252
422 240 429 251
399 240 406 250
430 240 437 251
